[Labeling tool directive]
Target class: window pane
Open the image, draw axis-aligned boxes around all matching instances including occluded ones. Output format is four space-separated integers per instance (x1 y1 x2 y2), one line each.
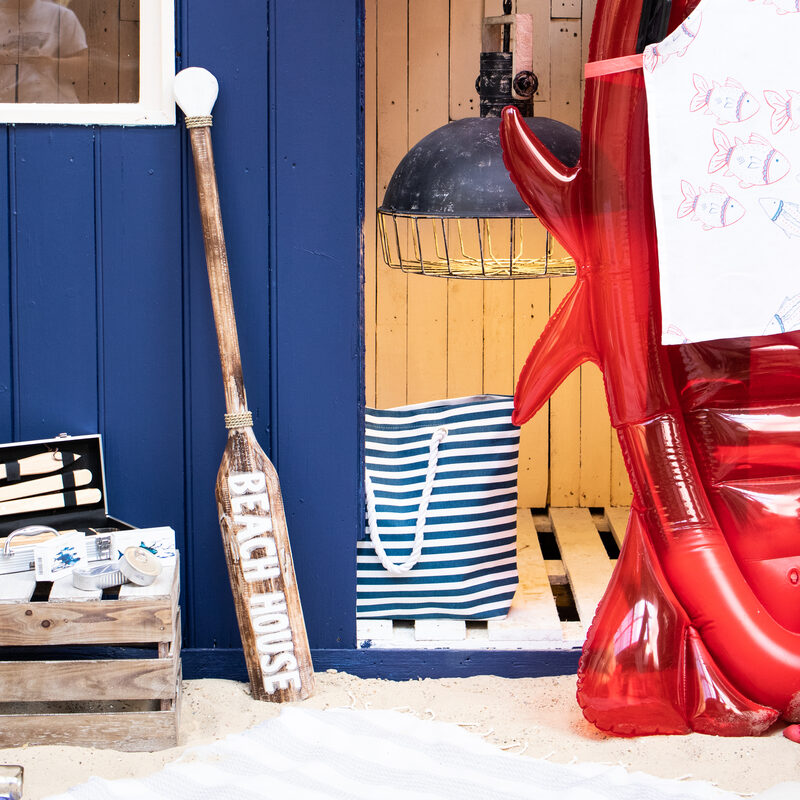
0 0 139 104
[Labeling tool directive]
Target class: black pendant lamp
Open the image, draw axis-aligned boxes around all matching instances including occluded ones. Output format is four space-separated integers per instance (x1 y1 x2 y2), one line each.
377 4 580 279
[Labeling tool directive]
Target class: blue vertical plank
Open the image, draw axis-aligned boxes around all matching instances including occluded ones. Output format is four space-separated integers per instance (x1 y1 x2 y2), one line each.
0 0 363 667
0 128 12 442
269 1 364 649
97 126 186 576
183 0 271 648
13 127 98 439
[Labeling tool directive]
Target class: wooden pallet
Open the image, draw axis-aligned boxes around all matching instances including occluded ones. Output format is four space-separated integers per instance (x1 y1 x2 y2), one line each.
356 508 628 650
0 557 181 751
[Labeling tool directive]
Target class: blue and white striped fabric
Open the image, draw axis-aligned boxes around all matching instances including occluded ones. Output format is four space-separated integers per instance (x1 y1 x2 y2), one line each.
357 395 520 620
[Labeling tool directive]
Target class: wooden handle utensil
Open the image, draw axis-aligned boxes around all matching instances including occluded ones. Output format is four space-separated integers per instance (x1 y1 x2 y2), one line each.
174 67 314 702
0 451 80 481
0 488 101 517
0 468 92 503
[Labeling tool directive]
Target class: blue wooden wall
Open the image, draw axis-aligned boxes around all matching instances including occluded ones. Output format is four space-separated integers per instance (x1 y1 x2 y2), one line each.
0 0 580 680
0 0 362 666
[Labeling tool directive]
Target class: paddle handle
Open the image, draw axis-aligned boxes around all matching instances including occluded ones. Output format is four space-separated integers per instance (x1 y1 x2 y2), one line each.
188 125 248 418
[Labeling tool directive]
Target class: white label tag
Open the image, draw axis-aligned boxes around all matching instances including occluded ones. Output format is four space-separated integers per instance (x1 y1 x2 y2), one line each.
34 531 88 581
111 527 177 564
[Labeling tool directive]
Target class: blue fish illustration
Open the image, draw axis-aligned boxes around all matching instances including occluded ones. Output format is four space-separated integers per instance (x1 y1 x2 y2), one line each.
764 293 800 335
760 197 800 238
54 546 80 569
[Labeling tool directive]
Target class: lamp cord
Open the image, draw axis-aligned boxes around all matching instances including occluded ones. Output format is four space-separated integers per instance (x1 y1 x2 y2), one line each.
503 0 512 52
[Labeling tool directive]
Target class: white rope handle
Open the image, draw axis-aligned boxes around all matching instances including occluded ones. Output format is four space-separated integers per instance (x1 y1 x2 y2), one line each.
365 427 448 575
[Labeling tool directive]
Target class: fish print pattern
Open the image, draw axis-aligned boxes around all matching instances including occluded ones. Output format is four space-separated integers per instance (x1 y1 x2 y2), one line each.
665 324 690 343
759 197 800 237
748 0 800 14
691 76 760 124
678 181 746 229
708 130 790 187
643 11 702 72
763 292 800 335
764 89 800 133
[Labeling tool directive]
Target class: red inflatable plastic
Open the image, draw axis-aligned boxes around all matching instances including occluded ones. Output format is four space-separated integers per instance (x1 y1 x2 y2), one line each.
501 0 800 736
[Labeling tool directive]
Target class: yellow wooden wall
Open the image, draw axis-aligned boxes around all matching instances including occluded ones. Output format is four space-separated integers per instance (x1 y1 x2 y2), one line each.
364 0 632 509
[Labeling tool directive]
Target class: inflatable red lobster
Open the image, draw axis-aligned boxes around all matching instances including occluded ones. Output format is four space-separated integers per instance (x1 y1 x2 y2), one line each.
501 0 800 736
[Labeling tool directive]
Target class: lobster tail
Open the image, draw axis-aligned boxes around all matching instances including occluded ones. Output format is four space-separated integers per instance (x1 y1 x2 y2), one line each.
578 507 780 736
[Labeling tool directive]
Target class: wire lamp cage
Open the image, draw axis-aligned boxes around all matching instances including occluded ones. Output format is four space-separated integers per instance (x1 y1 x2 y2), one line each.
378 215 575 280
377 3 580 280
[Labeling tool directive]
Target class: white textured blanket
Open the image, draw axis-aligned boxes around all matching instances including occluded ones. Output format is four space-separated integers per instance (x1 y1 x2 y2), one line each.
46 707 798 800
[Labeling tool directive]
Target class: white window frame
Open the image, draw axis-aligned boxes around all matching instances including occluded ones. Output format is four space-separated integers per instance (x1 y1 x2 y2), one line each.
0 0 175 126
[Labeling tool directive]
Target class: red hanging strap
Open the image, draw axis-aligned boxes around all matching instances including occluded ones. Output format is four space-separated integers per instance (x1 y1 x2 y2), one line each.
584 54 644 79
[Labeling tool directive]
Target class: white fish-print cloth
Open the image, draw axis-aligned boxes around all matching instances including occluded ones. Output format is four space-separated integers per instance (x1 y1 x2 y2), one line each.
644 0 800 344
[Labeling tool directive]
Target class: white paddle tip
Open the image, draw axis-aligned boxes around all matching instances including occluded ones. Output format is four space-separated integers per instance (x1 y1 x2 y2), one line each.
174 67 219 118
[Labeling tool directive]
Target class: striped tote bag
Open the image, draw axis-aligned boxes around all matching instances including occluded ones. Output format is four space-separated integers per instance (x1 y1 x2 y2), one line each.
357 395 520 620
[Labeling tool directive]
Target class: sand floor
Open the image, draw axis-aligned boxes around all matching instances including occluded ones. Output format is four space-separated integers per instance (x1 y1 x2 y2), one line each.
3 672 799 799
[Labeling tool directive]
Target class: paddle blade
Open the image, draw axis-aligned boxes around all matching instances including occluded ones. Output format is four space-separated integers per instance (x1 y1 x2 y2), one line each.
216 429 315 702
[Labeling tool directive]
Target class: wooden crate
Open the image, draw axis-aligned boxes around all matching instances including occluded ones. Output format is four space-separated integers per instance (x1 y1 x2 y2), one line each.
0 557 181 751
357 507 628 650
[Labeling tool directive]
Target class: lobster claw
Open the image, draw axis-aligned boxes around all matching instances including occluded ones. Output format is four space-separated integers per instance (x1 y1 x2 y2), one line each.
500 108 598 426
499 107 586 265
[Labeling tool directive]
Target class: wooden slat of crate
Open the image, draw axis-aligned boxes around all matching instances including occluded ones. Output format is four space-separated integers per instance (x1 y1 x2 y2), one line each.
0 705 178 752
0 561 178 646
549 507 615 631
0 622 180 702
0 653 174 702
0 581 181 751
49 574 102 601
488 509 561 641
0 690 181 753
0 571 35 602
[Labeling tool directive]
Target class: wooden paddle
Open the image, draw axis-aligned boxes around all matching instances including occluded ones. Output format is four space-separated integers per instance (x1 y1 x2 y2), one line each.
174 67 314 702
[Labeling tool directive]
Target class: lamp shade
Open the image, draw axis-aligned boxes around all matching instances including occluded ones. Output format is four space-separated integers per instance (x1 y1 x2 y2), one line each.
377 116 581 278
380 116 580 218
